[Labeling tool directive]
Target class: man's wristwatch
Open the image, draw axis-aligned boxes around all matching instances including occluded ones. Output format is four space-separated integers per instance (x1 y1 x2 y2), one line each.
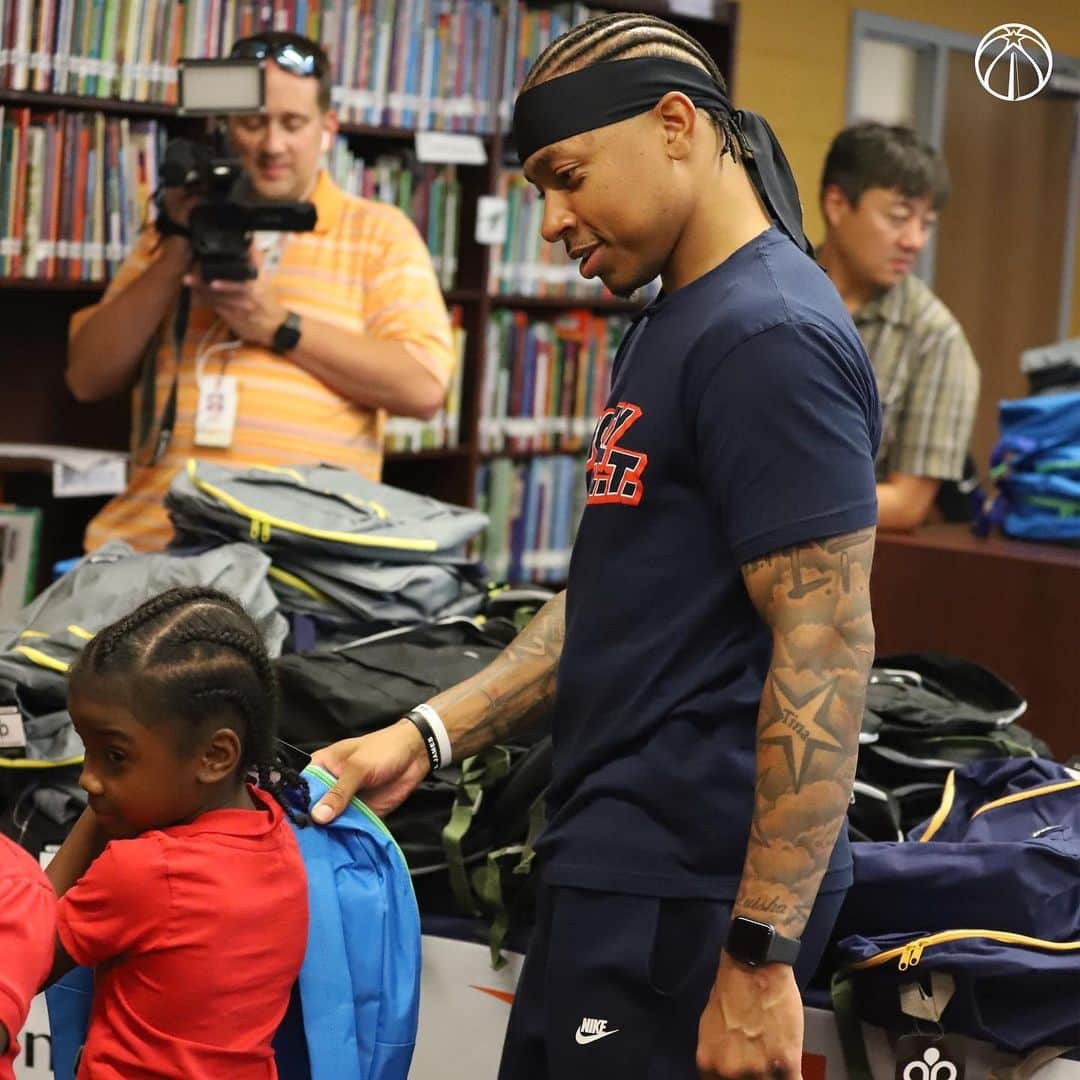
271 311 302 355
724 916 801 968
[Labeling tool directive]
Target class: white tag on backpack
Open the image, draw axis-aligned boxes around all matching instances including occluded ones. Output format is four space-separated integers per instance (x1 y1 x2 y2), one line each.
0 707 26 750
895 1034 966 1080
194 375 239 448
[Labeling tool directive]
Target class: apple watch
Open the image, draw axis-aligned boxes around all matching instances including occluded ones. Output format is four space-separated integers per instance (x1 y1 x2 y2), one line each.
724 916 801 967
271 311 302 355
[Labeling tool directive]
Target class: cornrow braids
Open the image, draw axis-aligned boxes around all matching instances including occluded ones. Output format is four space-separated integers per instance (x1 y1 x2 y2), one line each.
521 12 742 162
175 621 310 826
74 586 309 824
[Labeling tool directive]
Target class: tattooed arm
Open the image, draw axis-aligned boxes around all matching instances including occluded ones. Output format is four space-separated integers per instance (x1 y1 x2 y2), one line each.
734 526 875 934
697 528 875 1079
310 591 566 822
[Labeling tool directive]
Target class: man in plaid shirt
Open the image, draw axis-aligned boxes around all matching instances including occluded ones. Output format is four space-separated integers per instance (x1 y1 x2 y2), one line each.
817 122 979 531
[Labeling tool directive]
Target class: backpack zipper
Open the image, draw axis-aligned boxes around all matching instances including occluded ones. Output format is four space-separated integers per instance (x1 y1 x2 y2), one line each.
918 771 956 842
303 763 409 867
971 778 1080 819
250 464 391 520
267 565 334 604
188 460 437 553
854 930 1080 972
13 644 70 673
919 770 1080 841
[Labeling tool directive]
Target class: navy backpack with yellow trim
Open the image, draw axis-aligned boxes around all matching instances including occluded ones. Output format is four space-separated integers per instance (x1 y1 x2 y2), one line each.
832 758 1080 1053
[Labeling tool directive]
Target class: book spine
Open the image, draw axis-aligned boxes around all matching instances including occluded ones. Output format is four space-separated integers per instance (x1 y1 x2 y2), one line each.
9 107 30 276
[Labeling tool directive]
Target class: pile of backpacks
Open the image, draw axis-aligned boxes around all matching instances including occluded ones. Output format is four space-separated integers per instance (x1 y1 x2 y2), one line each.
829 653 1080 1071
0 460 551 962
165 460 492 644
274 595 555 967
975 388 1080 543
848 652 1047 841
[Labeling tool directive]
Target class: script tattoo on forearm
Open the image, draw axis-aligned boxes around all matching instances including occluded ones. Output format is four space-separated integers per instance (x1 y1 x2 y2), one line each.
430 591 566 759
734 528 876 940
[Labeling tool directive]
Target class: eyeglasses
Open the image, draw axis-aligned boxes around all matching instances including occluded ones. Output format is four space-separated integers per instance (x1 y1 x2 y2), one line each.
229 37 322 79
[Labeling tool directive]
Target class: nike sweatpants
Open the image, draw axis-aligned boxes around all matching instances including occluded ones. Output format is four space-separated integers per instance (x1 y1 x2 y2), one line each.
497 884 845 1080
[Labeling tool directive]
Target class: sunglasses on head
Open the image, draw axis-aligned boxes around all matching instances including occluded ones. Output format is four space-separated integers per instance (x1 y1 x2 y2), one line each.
229 37 322 78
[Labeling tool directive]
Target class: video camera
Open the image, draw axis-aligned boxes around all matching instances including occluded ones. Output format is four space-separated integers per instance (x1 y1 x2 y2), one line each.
158 58 317 281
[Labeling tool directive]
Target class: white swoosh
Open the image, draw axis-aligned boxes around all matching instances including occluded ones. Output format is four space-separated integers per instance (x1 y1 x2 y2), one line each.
575 1027 619 1045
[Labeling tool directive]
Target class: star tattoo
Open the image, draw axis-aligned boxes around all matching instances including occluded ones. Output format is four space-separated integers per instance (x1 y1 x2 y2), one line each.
760 677 843 792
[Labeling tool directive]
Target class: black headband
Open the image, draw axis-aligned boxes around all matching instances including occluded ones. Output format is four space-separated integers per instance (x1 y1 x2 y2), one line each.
512 57 813 258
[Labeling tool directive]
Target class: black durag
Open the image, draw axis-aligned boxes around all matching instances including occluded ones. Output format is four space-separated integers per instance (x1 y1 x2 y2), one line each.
512 56 813 258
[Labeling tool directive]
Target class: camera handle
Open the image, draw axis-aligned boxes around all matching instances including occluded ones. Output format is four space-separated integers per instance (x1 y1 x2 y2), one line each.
152 187 193 241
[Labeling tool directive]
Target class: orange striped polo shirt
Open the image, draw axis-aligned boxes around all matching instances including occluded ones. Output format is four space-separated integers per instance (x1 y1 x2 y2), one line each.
76 171 454 553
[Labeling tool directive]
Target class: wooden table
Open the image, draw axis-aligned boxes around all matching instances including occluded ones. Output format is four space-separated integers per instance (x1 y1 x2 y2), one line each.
871 524 1080 759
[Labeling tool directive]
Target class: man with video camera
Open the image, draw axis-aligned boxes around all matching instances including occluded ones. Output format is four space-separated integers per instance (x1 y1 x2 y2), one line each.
67 32 455 553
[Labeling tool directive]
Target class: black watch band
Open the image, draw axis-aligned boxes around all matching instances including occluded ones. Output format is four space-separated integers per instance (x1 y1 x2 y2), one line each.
271 311 302 355
724 916 801 968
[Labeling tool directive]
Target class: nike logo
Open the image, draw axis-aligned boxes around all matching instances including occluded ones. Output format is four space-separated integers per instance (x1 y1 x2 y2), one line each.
575 1018 619 1045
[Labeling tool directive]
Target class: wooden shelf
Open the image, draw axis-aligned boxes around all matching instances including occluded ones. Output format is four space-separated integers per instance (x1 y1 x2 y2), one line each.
0 91 499 147
583 0 732 22
490 293 645 314
443 288 483 304
0 88 177 117
480 447 587 462
337 119 495 146
0 279 487 307
384 447 471 462
0 276 105 293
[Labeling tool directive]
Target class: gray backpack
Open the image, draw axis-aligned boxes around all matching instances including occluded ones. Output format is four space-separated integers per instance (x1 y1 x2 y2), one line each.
165 460 488 565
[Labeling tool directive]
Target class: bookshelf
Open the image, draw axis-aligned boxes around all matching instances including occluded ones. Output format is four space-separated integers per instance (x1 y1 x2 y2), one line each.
0 0 736 585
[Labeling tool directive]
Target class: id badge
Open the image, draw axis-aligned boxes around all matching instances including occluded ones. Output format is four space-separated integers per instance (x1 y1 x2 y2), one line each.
194 375 239 448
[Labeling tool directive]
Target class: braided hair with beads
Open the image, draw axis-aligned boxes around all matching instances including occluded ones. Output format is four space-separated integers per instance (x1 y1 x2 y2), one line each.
72 585 309 823
520 12 745 163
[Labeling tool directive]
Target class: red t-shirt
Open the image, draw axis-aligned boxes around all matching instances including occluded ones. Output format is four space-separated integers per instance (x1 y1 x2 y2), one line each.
0 834 57 1080
56 786 308 1080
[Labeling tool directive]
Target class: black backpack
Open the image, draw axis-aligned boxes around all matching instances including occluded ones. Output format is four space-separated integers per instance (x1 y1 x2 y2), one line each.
274 618 520 753
853 653 1051 837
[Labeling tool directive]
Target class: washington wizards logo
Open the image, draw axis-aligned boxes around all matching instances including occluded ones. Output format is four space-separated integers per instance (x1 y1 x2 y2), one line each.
585 402 648 506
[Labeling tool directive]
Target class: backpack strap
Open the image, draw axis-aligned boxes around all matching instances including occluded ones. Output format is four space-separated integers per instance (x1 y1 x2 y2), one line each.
442 747 512 915
830 971 875 1080
470 790 547 969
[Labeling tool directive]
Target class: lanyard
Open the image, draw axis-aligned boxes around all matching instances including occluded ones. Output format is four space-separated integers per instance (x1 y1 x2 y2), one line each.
135 286 190 467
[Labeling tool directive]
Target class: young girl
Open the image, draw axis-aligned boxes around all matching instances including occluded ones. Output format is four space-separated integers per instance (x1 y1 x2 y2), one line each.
43 586 309 1079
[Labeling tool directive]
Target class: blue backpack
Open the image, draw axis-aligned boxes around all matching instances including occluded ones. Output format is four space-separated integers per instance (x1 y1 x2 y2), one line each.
832 758 1080 1056
977 391 1080 542
46 765 421 1080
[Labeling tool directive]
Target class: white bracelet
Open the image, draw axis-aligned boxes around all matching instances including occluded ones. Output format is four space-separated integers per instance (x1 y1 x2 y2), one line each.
412 703 452 768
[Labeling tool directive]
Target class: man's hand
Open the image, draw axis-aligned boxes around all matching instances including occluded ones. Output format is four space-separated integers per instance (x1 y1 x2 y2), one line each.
697 953 804 1079
159 188 202 230
310 720 431 824
876 472 940 531
183 260 288 349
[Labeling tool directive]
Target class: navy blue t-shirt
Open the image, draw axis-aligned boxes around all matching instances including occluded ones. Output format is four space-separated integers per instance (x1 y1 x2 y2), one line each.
537 227 881 899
